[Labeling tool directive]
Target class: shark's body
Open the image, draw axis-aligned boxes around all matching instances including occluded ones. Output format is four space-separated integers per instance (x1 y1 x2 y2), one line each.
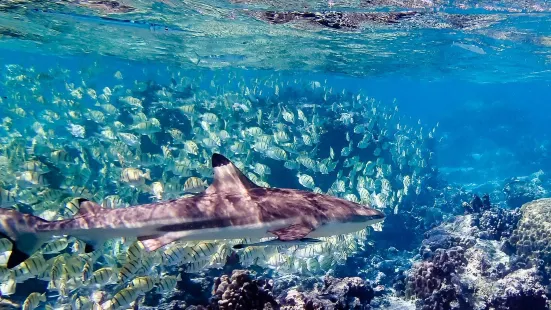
0 154 384 268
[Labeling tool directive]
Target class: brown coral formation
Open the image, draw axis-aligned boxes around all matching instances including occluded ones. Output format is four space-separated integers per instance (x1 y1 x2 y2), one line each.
509 199 551 270
280 276 374 309
211 270 277 310
403 246 467 310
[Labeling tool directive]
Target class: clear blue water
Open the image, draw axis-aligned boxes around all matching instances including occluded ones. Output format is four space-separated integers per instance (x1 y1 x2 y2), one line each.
5 48 548 184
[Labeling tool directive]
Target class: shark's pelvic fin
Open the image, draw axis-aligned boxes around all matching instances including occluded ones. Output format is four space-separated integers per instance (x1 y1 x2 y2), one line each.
233 238 322 249
206 153 260 195
138 232 187 252
269 223 315 241
138 235 165 252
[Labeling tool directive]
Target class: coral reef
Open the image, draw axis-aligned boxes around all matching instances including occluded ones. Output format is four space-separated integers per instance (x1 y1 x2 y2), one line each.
279 276 374 310
399 199 549 310
210 270 277 310
508 198 551 275
142 274 214 309
475 207 521 240
146 270 378 310
483 268 547 310
462 194 491 214
404 246 468 310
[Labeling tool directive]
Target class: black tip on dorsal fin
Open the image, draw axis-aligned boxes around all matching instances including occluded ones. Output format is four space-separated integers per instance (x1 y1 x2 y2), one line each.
76 198 89 208
212 153 231 168
77 198 103 216
207 153 260 194
7 246 30 269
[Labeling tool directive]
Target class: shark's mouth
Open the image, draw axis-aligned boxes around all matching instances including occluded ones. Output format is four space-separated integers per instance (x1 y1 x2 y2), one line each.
348 213 385 223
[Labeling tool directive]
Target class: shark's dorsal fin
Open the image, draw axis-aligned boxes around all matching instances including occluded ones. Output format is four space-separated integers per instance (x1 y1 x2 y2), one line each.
76 199 103 216
206 153 259 194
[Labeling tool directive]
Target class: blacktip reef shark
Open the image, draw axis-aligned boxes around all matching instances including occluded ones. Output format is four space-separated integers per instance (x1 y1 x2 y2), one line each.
0 153 384 268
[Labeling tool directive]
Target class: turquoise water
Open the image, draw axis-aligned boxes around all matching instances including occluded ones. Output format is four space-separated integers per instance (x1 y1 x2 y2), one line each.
0 1 551 309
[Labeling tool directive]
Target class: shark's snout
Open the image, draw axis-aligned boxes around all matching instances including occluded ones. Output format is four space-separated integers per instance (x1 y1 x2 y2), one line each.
349 211 385 223
309 206 385 238
354 205 385 221
368 209 385 221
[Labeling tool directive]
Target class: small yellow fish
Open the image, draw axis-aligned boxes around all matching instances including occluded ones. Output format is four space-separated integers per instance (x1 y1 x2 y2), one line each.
156 275 180 293
120 168 151 186
88 268 116 287
183 177 207 193
41 238 68 254
22 292 46 310
105 287 140 310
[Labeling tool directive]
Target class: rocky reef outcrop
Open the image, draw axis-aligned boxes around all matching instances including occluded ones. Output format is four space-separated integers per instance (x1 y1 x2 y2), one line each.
210 270 277 310
279 276 374 310
143 270 376 310
508 199 551 276
397 197 550 310
503 171 548 209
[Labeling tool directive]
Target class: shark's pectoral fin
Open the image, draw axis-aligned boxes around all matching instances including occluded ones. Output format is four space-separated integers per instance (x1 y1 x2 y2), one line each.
138 232 187 252
233 223 320 249
233 238 322 249
269 223 314 241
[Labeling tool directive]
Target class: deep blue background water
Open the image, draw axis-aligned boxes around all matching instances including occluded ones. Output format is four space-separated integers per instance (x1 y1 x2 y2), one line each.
3 49 550 187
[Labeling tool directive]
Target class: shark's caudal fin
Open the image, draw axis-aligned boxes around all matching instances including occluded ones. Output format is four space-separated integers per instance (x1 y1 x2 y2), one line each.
0 208 49 268
206 153 260 194
1 198 107 268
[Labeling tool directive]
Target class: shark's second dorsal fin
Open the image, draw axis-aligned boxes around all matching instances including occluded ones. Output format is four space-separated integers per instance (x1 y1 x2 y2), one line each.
206 153 259 194
77 199 103 216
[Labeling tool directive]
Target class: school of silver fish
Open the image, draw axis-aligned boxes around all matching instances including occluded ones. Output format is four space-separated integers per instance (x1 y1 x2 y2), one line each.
0 63 435 309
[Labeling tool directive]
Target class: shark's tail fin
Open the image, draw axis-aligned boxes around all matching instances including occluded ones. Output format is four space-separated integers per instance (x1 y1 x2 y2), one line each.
0 208 50 269
1 199 105 268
